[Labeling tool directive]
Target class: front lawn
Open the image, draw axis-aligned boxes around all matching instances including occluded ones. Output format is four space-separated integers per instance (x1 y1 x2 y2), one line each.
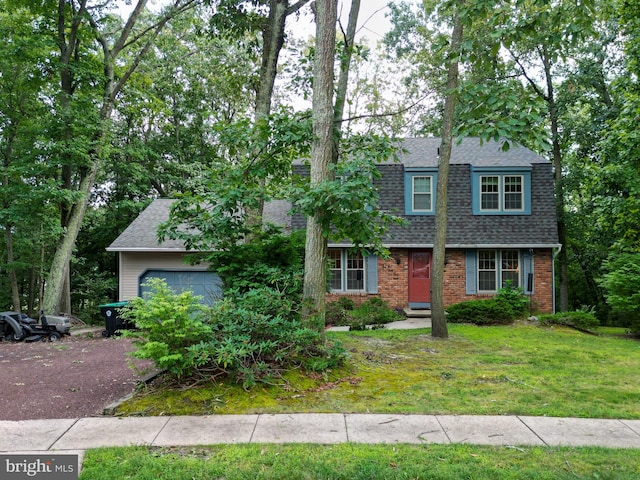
118 323 640 419
80 444 640 480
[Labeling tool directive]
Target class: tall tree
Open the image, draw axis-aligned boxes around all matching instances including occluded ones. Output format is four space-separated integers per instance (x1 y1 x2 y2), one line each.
42 0 197 314
431 1 463 339
302 0 338 328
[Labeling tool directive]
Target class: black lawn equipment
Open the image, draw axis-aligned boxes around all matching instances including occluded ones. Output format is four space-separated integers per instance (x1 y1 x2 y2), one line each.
0 311 72 342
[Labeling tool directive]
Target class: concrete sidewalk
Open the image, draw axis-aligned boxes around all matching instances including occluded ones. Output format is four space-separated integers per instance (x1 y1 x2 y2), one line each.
2 414 640 453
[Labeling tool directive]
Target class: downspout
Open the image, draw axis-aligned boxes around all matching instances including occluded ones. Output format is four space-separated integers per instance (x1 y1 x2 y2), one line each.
552 244 563 313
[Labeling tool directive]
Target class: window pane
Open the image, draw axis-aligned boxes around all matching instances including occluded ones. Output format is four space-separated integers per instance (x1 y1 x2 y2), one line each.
501 250 520 288
414 193 431 211
413 176 431 193
413 176 432 211
328 250 342 290
478 250 497 291
504 176 523 210
481 176 500 210
479 271 497 291
346 252 364 291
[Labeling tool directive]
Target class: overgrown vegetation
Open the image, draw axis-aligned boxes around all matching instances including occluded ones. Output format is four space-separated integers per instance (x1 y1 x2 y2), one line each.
446 284 530 325
117 324 640 419
325 297 402 330
80 444 640 480
195 228 305 300
123 279 345 388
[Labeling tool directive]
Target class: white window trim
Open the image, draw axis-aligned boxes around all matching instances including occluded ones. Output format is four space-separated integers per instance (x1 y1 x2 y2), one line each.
479 175 525 213
329 249 366 293
477 250 521 293
412 175 434 213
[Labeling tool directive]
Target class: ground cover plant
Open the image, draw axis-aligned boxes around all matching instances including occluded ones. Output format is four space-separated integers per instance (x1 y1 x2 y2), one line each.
117 323 640 419
79 444 640 480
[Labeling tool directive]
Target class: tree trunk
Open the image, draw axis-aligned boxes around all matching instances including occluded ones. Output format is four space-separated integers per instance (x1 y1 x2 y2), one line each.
42 162 100 314
5 226 21 312
302 0 338 331
541 46 568 312
247 0 311 231
431 3 464 339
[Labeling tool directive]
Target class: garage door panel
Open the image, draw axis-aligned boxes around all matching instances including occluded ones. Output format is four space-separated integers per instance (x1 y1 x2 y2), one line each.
139 270 223 305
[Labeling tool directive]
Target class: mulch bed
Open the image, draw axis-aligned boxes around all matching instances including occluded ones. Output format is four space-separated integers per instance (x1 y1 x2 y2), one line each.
0 333 152 421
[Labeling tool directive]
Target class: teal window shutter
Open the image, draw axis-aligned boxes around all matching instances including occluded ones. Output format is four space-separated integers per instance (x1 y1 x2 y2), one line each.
366 255 378 294
465 250 477 294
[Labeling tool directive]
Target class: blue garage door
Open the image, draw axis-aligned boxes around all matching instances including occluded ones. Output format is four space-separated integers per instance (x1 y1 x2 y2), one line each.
139 270 223 305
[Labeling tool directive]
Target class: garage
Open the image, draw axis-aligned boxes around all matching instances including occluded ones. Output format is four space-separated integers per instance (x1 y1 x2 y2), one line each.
139 270 223 305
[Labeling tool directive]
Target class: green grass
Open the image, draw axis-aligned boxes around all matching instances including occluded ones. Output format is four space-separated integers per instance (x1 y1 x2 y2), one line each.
80 444 640 480
117 323 640 419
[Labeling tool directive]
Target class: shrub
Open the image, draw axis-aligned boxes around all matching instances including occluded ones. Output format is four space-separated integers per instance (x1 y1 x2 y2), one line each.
198 287 346 387
495 283 530 316
538 310 599 331
446 298 516 325
201 228 305 301
325 297 355 326
348 297 402 330
123 281 346 387
122 278 212 377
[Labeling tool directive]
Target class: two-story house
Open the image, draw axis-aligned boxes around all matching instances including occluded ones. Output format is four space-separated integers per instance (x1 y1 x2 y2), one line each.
107 137 560 313
294 137 560 313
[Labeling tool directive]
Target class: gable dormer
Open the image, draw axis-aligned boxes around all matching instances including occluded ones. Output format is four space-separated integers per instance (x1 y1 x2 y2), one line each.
470 166 532 215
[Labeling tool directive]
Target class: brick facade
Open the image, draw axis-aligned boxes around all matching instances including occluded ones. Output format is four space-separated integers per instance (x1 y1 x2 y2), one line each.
327 248 555 314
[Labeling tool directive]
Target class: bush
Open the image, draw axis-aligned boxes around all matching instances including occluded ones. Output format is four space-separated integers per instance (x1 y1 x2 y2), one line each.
325 297 402 329
348 298 402 330
122 278 212 377
199 287 345 387
446 298 516 325
325 297 355 326
495 283 530 316
538 310 599 331
124 281 346 388
202 228 305 301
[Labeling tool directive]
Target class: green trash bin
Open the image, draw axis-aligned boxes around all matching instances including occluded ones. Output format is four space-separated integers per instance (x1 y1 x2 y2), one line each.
98 301 131 337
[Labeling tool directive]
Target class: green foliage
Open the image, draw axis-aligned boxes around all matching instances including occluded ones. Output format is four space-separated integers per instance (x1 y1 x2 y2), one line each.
325 297 355 326
603 252 640 335
122 279 211 377
447 283 530 325
198 228 305 300
495 282 530 317
124 280 345 388
446 298 517 325
325 297 402 330
194 287 346 388
538 310 600 331
289 134 407 258
348 298 403 330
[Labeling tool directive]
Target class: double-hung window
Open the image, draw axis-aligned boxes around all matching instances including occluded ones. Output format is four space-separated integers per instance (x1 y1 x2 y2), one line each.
404 169 437 215
329 249 365 292
477 250 520 292
479 175 523 212
472 168 531 215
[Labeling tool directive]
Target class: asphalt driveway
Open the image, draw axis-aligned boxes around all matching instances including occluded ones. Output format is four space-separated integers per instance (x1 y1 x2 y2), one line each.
0 331 152 421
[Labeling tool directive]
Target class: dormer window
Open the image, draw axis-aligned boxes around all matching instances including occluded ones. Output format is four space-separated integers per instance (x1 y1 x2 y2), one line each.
472 167 531 215
480 175 524 212
404 169 437 215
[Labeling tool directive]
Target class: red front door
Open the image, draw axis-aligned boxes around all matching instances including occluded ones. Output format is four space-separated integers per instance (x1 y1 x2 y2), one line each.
409 250 432 307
